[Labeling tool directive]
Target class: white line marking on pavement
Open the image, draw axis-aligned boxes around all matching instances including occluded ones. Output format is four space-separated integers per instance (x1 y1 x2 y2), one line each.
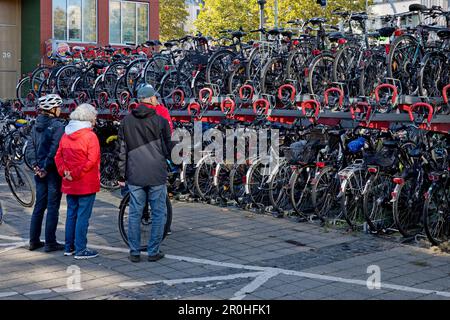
0 292 18 298
25 289 53 296
52 287 83 294
1 235 450 299
0 242 26 254
0 241 26 247
119 272 265 288
231 270 280 300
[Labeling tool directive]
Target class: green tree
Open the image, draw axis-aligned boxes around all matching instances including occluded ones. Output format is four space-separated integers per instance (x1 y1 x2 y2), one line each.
195 0 369 39
160 0 189 42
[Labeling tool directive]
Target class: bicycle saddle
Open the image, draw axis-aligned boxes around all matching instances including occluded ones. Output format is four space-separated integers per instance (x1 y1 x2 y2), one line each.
377 27 396 37
408 147 422 158
328 32 346 42
328 129 346 137
104 47 116 54
164 41 177 48
309 17 327 25
382 140 398 148
351 14 368 21
231 30 247 38
267 28 283 36
73 46 86 52
437 29 450 39
282 30 293 38
409 4 427 12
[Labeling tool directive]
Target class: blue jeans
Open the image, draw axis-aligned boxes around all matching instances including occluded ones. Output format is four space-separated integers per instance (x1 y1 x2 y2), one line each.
29 171 62 245
65 194 96 254
128 184 167 256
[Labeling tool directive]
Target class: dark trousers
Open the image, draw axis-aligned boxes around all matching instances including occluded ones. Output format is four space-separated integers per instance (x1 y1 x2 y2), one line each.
29 171 62 245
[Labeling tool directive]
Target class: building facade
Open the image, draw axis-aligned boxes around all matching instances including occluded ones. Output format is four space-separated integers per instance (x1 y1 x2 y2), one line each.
0 0 160 99
183 0 203 33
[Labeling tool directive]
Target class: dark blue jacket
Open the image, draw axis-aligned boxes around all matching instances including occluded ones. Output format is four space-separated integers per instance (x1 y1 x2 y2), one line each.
26 115 65 172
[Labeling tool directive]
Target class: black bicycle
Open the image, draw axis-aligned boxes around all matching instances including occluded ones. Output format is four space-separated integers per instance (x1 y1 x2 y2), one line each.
118 192 173 251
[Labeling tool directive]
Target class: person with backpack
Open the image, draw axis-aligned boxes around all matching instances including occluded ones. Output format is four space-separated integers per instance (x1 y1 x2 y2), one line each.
27 94 65 252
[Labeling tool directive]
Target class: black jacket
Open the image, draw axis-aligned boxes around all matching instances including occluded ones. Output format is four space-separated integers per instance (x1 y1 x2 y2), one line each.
118 105 173 187
26 114 65 172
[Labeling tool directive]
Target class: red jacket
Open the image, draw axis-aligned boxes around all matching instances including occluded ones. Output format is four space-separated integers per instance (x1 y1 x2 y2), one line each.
140 103 174 133
55 128 101 195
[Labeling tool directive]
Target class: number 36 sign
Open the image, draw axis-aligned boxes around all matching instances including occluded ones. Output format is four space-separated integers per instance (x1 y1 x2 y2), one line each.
2 52 12 59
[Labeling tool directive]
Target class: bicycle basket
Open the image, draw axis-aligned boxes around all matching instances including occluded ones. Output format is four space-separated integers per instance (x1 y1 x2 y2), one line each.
284 139 322 164
363 147 397 167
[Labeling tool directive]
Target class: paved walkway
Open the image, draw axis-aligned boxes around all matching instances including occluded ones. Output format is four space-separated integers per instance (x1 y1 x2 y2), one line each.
0 171 449 300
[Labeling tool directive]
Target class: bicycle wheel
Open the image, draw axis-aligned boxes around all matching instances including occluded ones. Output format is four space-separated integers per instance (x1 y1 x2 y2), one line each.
100 152 120 190
333 44 360 96
215 163 232 201
229 164 248 205
228 64 248 95
387 34 423 95
269 163 293 212
289 165 315 217
206 49 236 96
359 51 387 96
261 57 286 96
308 53 335 95
194 160 215 200
363 174 395 233
182 163 197 196
311 168 341 221
340 169 368 228
31 66 51 96
247 161 271 208
423 182 450 246
392 178 424 237
5 163 35 208
16 76 34 107
418 51 449 98
118 193 172 251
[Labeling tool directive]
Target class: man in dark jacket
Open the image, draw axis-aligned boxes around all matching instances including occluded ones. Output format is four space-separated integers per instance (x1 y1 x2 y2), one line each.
27 94 65 252
118 85 172 263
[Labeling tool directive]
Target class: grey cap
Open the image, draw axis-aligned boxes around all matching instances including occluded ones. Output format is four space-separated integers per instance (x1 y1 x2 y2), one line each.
137 84 157 99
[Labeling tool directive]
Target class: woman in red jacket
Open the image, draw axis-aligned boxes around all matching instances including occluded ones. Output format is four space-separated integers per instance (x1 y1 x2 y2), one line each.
55 104 100 259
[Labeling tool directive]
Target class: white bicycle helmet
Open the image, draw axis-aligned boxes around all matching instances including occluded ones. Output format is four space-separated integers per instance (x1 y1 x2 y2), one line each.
38 94 63 110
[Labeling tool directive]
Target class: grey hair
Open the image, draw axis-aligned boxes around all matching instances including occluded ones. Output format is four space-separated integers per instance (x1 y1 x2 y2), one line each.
70 104 98 122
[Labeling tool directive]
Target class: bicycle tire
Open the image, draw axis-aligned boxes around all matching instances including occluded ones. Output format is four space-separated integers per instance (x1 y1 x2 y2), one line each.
118 193 172 251
5 163 35 208
423 183 450 246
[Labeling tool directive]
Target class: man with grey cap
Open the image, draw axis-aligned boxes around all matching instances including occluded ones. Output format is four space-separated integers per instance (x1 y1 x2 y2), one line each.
118 84 173 262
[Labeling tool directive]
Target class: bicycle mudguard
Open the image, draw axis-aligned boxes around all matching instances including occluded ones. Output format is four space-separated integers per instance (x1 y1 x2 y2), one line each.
13 101 22 111
109 103 119 116
199 87 214 105
220 97 236 116
171 89 185 109
187 102 201 118
324 87 344 110
300 100 320 120
443 84 450 104
239 84 254 102
278 84 296 104
98 92 109 109
128 102 138 112
375 83 398 105
350 102 372 123
252 98 270 116
408 102 434 126
120 91 131 107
